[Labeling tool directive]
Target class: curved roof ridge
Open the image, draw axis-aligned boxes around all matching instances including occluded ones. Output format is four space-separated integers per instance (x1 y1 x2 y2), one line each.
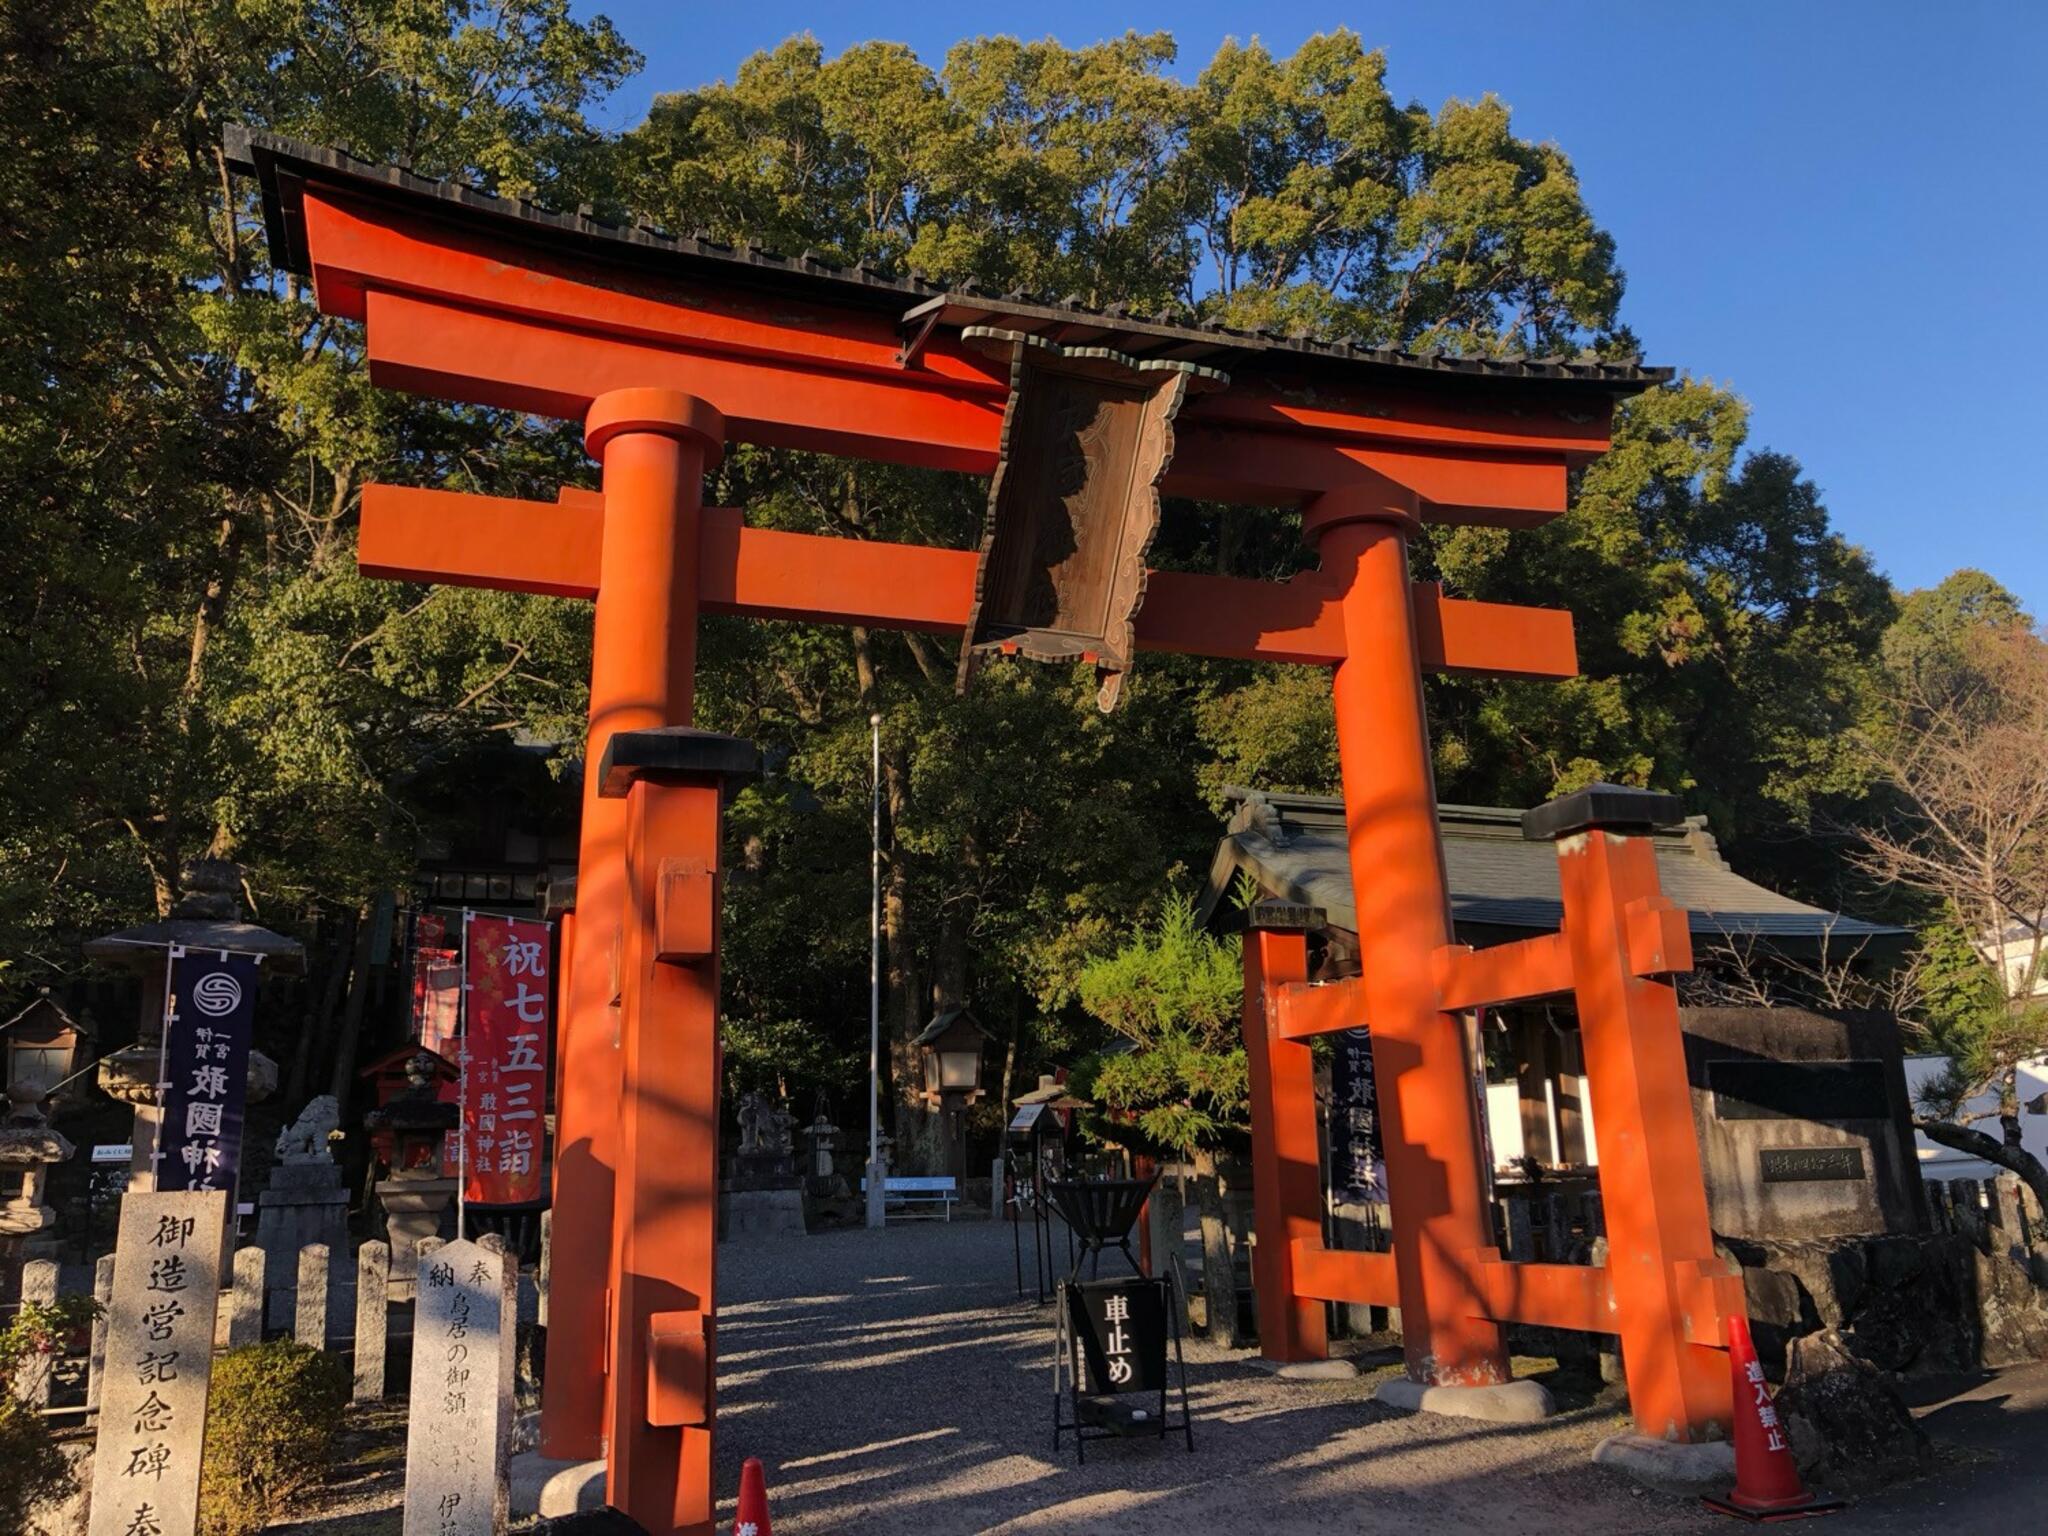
223 126 1673 399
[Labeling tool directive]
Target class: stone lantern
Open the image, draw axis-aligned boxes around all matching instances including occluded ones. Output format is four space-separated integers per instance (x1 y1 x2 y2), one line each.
914 1008 993 1180
801 1110 843 1186
0 1078 75 1303
1 993 92 1109
85 858 301 1192
364 1050 460 1298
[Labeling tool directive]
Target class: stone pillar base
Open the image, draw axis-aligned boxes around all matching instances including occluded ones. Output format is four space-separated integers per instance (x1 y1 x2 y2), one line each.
1374 1375 1555 1423
375 1173 458 1299
1591 1432 1735 1494
509 1448 608 1519
719 1187 806 1239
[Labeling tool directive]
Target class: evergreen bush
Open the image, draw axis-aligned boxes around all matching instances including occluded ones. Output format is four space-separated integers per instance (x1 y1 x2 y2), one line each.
198 1340 350 1536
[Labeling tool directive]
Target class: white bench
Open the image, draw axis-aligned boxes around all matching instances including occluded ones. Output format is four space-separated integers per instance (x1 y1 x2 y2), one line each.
862 1175 960 1221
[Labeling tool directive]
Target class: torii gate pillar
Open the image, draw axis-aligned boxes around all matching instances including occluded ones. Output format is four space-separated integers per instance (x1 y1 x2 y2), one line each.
542 389 725 1512
1310 477 1513 1392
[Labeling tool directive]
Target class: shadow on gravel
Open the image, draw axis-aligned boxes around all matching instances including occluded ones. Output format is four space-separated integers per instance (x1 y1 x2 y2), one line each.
709 1222 1719 1536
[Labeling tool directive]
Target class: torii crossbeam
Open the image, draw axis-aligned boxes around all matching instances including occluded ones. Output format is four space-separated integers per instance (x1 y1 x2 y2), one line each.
230 127 1739 1535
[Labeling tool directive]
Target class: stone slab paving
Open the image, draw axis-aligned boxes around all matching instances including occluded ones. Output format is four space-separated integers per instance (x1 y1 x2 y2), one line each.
712 1220 1725 1535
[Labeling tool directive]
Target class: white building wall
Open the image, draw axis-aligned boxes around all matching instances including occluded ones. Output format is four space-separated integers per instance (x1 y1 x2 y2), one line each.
1483 1078 1599 1174
1485 1082 1526 1170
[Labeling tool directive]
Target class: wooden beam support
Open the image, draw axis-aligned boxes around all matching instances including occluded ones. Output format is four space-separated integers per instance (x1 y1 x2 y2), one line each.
1272 976 1370 1041
1476 1255 1616 1333
360 484 604 598
1433 932 1576 1011
358 484 1578 679
1290 1241 1401 1307
1293 1242 1637 1338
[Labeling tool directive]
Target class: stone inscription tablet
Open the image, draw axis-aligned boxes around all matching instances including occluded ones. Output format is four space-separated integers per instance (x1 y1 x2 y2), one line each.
402 1237 514 1536
87 1190 229 1536
1759 1146 1868 1184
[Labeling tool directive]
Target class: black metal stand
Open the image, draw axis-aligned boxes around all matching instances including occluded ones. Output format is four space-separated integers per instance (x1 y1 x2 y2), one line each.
1046 1176 1155 1279
1035 1183 1061 1304
1011 1169 1025 1299
1051 1271 1195 1465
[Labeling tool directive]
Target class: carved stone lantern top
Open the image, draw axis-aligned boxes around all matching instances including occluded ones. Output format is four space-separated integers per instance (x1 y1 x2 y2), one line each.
83 858 307 978
365 1052 459 1135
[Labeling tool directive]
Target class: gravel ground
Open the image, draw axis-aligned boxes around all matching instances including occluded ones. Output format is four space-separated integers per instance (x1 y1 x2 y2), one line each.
710 1218 1718 1535
258 1217 2048 1535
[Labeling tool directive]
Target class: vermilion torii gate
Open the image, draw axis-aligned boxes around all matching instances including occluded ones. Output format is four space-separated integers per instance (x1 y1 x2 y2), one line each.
229 128 1741 1532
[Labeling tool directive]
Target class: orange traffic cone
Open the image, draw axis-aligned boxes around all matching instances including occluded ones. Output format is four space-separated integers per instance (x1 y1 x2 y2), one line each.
1701 1314 1843 1522
732 1456 774 1536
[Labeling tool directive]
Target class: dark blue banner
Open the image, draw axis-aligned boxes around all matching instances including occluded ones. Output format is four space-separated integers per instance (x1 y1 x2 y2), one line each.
156 948 259 1193
1329 1025 1386 1204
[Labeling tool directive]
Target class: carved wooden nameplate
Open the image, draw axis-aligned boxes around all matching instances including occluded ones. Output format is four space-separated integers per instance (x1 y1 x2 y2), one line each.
956 328 1227 711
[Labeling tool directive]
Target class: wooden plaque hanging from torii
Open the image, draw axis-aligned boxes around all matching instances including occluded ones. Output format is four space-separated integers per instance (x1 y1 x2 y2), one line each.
955 327 1228 710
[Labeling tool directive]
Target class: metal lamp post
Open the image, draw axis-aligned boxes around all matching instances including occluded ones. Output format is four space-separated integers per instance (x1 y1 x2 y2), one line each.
865 713 887 1229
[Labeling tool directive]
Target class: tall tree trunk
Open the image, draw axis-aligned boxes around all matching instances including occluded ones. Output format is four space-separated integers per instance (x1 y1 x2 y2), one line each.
930 898 971 1013
998 1011 1018 1130
879 749 929 1151
326 901 378 1119
1190 1146 1241 1347
157 509 246 910
287 906 355 1104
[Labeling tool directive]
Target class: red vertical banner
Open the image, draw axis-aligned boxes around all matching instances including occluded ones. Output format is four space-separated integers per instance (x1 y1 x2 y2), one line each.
411 946 462 1060
461 913 552 1205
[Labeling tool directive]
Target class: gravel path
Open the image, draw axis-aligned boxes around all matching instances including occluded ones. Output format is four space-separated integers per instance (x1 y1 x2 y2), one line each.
257 1218 2048 1534
712 1219 1719 1535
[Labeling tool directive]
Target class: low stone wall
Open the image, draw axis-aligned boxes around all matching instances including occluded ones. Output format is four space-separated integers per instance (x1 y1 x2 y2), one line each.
1730 1175 2048 1376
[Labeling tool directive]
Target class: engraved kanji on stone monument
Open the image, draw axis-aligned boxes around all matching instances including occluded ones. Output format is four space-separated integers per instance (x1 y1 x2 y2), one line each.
402 1236 515 1536
86 1190 228 1536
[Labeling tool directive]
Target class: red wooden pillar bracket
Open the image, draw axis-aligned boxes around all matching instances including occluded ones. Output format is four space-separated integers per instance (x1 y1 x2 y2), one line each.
598 724 759 1535
1242 911 1331 1362
1523 785 1734 1443
1624 895 1694 978
1674 1258 1747 1348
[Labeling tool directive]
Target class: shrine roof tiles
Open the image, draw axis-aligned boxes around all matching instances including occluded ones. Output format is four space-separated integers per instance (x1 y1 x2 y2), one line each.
1199 788 1905 953
225 127 1673 398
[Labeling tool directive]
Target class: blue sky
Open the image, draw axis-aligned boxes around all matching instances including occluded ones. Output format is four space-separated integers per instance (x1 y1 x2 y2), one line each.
573 2 2047 616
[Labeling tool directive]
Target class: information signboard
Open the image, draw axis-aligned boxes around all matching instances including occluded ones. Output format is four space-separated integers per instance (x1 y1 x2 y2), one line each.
1067 1277 1168 1395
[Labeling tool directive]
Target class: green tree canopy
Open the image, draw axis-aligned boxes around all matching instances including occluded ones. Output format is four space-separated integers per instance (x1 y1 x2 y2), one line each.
7 17 2027 1161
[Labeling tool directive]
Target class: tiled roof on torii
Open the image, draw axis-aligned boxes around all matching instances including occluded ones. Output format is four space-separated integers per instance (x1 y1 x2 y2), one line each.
225 126 1672 402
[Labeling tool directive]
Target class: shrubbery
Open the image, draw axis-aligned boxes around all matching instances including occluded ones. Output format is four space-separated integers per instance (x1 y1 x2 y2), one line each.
198 1340 350 1536
0 1294 99 1533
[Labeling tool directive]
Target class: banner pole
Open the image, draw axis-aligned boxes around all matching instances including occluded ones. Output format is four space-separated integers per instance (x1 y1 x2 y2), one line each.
458 909 473 1243
153 945 183 1192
